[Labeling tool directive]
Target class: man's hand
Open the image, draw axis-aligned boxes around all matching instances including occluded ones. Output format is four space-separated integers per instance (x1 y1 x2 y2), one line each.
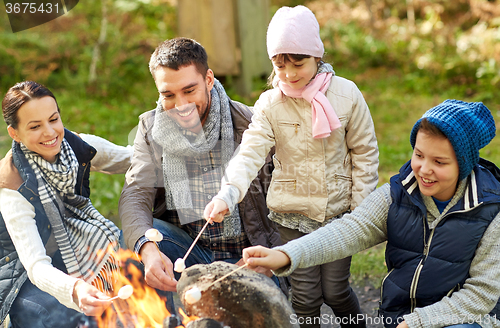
73 280 111 317
243 246 291 271
139 242 177 291
204 198 229 223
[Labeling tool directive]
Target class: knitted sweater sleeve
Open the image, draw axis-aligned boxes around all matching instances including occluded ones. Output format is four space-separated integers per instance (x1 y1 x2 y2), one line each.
273 184 391 276
404 212 500 328
0 188 81 312
220 92 276 203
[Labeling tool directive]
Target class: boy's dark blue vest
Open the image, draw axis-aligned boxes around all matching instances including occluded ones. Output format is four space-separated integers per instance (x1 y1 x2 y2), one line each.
0 130 95 323
379 159 500 328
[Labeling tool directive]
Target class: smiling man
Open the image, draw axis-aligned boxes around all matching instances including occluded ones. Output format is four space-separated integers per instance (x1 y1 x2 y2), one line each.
119 38 282 301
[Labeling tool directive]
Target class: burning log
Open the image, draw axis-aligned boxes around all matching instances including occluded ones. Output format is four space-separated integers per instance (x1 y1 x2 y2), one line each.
177 261 299 328
163 314 182 328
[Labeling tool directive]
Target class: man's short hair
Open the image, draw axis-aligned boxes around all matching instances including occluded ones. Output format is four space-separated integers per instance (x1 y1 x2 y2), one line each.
149 37 209 78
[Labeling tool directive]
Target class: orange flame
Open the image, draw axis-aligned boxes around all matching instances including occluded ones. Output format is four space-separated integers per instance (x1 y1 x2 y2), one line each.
95 248 171 328
94 248 200 328
178 308 200 326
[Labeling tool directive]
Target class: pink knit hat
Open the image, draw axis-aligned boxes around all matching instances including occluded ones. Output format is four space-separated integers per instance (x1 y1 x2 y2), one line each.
266 5 324 59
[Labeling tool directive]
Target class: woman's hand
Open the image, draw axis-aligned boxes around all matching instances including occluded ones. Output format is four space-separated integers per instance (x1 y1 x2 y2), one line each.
73 280 112 317
204 198 229 223
243 246 291 271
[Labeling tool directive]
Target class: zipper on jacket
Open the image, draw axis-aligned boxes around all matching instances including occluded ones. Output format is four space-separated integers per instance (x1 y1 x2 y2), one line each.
409 226 435 311
407 205 480 312
278 122 300 134
446 283 460 297
379 267 395 306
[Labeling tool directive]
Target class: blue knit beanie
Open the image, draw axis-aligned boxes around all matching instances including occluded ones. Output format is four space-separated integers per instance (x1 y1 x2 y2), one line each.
410 99 496 181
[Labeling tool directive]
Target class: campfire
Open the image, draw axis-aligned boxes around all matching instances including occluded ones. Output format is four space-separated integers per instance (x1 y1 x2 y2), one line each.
95 248 201 328
95 249 297 328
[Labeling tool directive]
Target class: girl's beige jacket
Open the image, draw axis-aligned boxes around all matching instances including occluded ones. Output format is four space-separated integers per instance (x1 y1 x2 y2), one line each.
223 76 379 222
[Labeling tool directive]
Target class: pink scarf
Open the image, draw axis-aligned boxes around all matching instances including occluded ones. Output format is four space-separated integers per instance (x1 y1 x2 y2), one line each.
278 73 341 138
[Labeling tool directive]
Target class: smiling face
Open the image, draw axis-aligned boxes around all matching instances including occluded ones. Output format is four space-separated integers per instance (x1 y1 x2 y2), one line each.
154 64 214 133
272 55 320 90
411 130 460 201
7 96 64 163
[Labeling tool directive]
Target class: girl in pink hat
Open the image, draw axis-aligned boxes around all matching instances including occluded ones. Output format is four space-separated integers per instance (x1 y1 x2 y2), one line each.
205 5 379 327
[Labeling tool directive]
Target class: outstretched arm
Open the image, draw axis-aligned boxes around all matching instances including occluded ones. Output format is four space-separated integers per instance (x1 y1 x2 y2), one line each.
78 133 133 174
243 245 291 271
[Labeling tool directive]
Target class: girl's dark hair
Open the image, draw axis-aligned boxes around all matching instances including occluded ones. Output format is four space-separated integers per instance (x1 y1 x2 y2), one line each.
2 81 59 129
267 53 324 88
418 118 447 139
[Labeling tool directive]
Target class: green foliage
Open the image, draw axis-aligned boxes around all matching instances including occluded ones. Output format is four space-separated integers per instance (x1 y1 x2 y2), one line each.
310 0 500 100
350 243 387 288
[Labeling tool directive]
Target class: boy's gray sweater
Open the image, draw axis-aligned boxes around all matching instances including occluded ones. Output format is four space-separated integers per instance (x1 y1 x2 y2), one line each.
274 182 500 328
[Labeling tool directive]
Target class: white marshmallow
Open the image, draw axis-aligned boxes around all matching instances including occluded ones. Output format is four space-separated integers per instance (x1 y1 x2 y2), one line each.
145 228 163 242
184 287 202 304
174 258 186 273
117 285 134 299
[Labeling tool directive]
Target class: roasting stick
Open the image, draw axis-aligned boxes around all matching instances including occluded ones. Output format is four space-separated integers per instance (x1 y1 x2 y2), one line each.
184 263 251 304
156 245 175 279
174 220 211 273
109 285 134 301
207 263 249 288
184 220 210 261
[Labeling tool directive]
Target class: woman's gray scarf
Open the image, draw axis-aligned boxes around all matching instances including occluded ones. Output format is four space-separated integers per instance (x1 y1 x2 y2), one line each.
21 140 120 291
151 79 241 237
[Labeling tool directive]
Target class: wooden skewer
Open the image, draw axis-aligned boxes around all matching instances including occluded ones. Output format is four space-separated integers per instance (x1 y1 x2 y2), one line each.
206 263 249 289
153 244 175 280
183 220 210 261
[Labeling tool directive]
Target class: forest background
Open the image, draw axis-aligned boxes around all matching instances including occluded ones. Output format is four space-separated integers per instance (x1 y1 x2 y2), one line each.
1 0 500 286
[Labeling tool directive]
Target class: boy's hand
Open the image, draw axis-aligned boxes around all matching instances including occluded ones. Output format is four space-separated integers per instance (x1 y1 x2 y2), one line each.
235 258 273 277
243 246 291 271
204 198 229 223
397 321 408 328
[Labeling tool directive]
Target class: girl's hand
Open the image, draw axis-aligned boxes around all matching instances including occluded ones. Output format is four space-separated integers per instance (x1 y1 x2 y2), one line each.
243 246 291 271
204 198 229 223
73 280 112 317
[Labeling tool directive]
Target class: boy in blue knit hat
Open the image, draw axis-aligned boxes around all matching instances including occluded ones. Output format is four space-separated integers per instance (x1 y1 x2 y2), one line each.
243 100 500 328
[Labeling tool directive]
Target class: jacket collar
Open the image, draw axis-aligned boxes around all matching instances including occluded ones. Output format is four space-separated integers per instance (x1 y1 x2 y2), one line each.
398 159 500 212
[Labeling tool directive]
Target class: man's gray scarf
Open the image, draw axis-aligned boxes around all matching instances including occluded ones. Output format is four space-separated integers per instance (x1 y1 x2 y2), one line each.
21 140 120 291
151 79 241 237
